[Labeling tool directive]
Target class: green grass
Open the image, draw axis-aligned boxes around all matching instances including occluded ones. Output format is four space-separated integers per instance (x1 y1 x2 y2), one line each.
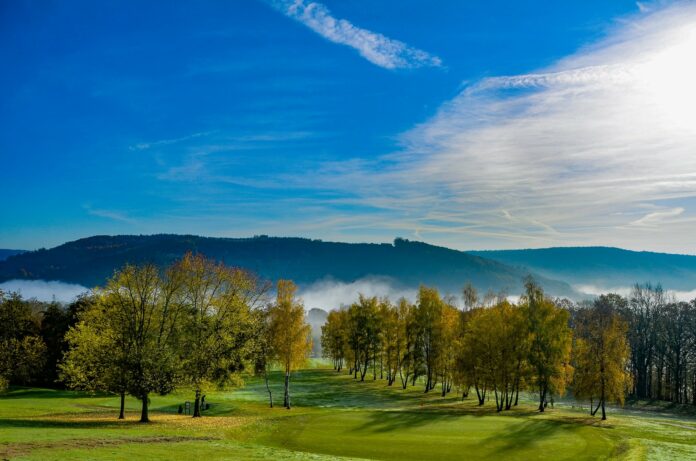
1 363 696 460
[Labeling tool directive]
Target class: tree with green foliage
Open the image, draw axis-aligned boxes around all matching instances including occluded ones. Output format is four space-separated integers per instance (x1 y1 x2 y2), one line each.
40 295 90 386
253 306 276 408
60 296 132 419
0 291 47 391
177 253 267 417
62 263 186 422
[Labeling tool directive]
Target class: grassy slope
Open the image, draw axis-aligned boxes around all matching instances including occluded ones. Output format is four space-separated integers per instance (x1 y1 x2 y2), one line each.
1 364 695 460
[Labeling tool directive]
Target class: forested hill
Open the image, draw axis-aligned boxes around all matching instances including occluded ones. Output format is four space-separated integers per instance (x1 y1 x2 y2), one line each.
0 249 26 261
0 234 574 297
470 247 696 291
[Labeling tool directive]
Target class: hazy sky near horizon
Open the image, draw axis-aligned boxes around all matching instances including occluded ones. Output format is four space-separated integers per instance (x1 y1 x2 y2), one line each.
2 1 696 253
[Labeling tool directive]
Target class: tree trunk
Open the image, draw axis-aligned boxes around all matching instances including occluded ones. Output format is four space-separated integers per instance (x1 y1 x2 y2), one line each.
284 371 291 409
538 385 546 413
118 392 125 420
360 356 369 381
193 388 201 418
140 394 149 423
591 398 601 416
600 378 607 420
475 385 486 405
373 349 377 380
401 370 409 389
265 368 273 408
380 352 383 380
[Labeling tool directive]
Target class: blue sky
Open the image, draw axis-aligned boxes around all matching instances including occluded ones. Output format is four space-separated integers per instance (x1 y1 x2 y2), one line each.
2 0 696 253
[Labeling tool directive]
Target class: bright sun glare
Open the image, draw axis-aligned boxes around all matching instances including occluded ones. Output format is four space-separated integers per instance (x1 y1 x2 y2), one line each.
638 25 696 130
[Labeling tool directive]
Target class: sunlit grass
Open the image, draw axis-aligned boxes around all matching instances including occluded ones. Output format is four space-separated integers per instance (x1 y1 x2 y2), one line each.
1 362 695 460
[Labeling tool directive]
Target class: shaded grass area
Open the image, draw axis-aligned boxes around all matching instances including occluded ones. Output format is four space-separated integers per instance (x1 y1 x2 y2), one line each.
1 365 696 460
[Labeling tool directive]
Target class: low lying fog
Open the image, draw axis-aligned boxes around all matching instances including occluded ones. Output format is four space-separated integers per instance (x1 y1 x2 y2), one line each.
2 278 695 308
574 284 696 302
298 278 417 311
0 279 90 303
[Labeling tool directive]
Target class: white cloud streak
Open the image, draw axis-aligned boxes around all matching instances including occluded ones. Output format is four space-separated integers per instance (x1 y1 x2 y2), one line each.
271 0 441 69
290 3 696 253
84 206 136 224
630 207 684 227
130 131 214 151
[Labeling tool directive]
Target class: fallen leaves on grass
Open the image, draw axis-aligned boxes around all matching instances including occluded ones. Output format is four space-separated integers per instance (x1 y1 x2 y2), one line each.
0 435 217 458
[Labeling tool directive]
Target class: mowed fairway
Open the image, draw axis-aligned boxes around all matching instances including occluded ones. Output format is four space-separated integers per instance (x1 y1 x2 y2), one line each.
1 363 695 460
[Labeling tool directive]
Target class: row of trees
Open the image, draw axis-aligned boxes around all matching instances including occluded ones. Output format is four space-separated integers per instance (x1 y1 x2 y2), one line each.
601 284 696 404
322 280 632 419
1 253 313 422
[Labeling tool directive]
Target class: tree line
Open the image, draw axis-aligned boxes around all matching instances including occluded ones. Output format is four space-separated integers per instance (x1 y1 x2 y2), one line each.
0 253 312 422
597 284 696 404
322 280 696 420
3 257 696 423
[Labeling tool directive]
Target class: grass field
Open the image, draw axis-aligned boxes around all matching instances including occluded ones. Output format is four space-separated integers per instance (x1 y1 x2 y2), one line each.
1 362 695 460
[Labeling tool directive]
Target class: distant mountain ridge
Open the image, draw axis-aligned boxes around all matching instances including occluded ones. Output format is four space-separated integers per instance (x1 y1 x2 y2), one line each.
470 247 696 291
0 234 575 297
3 236 694 299
0 249 26 262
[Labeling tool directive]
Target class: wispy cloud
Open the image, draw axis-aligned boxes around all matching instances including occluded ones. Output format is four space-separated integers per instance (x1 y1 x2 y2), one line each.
281 3 696 252
84 206 136 224
630 207 685 227
129 131 215 151
270 0 441 69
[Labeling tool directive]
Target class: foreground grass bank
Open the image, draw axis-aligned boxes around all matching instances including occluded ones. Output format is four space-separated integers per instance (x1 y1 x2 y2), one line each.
1 365 695 460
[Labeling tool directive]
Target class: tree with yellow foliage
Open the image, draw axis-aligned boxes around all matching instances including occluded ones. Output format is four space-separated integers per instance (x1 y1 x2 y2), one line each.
416 286 444 392
521 279 573 412
438 302 460 397
268 280 312 409
574 295 631 420
321 308 348 372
